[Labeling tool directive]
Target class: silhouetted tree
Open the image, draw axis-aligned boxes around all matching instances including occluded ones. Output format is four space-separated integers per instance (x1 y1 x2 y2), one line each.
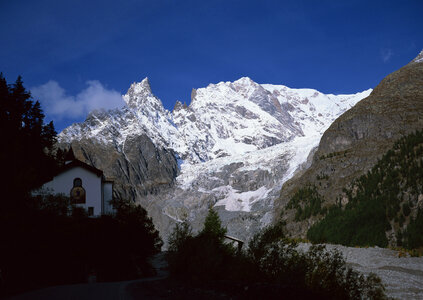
200 208 227 240
0 73 57 206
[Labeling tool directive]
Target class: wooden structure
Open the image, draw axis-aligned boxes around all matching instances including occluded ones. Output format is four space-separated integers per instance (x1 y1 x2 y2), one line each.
224 235 244 253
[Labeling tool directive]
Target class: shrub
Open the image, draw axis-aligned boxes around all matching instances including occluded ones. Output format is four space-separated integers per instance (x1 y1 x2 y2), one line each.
404 208 423 249
168 218 387 299
0 197 162 296
248 223 285 262
167 221 193 253
167 210 235 281
287 185 326 221
252 227 387 299
402 202 411 217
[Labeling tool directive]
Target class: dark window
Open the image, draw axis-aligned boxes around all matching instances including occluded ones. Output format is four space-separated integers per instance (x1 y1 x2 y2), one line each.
88 207 94 216
73 178 82 187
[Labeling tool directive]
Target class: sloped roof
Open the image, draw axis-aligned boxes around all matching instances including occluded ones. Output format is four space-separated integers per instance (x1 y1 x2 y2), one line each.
59 159 104 177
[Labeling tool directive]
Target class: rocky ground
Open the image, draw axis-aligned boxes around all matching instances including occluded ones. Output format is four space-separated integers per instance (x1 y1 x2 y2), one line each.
298 244 423 300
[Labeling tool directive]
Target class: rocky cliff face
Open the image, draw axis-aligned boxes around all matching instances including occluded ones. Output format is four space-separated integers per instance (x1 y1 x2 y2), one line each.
58 76 370 244
276 51 423 238
59 78 180 199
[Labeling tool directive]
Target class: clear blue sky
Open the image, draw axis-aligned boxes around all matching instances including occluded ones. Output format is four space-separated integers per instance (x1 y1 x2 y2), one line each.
1 0 422 131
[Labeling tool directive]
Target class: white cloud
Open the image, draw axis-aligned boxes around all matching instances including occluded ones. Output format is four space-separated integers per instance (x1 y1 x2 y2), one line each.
381 48 393 63
31 80 124 120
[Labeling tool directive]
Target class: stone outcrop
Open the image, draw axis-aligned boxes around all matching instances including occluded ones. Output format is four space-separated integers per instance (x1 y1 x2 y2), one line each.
62 134 178 201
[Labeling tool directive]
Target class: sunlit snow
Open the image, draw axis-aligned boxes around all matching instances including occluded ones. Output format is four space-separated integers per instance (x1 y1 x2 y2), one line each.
59 76 372 212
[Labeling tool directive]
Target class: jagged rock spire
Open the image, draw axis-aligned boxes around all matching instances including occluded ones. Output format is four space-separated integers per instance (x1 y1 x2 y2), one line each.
123 77 165 112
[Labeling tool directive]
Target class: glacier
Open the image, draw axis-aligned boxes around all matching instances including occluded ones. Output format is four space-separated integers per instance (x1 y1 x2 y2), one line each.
59 76 371 243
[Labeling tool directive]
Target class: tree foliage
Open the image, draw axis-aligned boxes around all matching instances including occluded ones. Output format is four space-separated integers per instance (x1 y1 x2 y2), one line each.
403 208 423 249
167 210 234 280
0 74 163 296
287 185 326 221
0 74 58 204
167 217 387 299
1 195 163 297
200 208 227 239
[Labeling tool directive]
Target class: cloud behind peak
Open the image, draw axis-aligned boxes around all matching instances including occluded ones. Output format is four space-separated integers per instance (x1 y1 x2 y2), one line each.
31 80 124 121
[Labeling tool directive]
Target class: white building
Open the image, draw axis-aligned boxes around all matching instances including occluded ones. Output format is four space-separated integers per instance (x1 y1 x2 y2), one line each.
39 149 114 217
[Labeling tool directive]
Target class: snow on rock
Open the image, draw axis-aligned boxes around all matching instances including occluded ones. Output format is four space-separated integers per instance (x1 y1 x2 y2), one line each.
58 76 372 244
60 76 371 170
410 49 423 64
214 186 271 212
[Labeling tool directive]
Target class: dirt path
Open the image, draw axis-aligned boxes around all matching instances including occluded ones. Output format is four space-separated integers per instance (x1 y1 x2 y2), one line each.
8 248 423 299
8 253 169 300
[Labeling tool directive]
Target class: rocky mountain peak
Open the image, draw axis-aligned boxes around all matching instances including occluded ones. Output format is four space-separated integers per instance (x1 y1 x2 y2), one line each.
173 100 188 112
129 77 152 95
190 88 197 102
122 77 165 113
233 76 255 85
411 49 423 64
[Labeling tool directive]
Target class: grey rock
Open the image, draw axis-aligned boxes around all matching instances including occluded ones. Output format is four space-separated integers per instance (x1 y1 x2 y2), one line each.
275 51 423 239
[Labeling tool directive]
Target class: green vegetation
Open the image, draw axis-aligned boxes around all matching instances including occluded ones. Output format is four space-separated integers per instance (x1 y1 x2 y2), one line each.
168 217 387 299
167 209 235 281
307 130 423 248
316 173 330 180
286 185 326 221
1 195 162 296
403 208 423 249
319 150 349 160
0 74 162 297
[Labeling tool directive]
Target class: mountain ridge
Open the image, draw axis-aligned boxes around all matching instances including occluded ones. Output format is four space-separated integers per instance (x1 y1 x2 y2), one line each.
276 51 423 240
58 76 371 242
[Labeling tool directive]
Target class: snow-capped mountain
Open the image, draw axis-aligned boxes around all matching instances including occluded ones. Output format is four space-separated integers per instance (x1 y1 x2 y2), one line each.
61 77 370 163
59 77 371 243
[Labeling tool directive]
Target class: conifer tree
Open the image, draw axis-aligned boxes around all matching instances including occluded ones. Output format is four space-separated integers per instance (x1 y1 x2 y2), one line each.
0 74 57 206
200 208 227 240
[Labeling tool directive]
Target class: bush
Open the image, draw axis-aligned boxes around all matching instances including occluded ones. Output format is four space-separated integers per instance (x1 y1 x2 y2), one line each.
167 209 235 281
167 221 193 253
0 197 162 296
402 202 411 217
251 227 387 299
248 222 285 262
287 185 326 221
167 217 387 299
404 208 423 249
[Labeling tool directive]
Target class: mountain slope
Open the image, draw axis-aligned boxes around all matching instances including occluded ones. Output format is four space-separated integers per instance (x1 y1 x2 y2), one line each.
58 76 370 242
307 130 423 247
276 50 423 239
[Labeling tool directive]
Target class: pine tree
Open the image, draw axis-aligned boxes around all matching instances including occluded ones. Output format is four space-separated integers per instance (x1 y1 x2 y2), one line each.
0 74 58 206
200 208 227 240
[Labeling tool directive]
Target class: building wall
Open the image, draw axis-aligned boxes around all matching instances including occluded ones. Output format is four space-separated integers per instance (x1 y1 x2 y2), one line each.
43 166 103 216
102 182 114 215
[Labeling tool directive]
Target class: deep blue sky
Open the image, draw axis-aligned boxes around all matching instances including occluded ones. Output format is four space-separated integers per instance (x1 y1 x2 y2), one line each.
1 0 422 131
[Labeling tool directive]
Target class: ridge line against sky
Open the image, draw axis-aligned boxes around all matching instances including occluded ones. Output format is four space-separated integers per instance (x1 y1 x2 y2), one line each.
1 0 422 131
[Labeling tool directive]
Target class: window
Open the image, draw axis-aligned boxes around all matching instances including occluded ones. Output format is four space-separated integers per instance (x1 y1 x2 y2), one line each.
88 207 94 216
73 178 82 187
